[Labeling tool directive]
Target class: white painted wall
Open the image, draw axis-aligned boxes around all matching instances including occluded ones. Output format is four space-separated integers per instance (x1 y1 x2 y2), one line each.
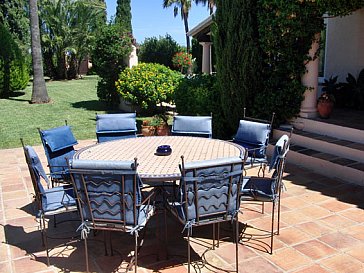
325 9 364 82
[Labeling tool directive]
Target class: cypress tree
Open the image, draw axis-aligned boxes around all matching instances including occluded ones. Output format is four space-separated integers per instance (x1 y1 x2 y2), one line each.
115 0 132 33
213 0 263 137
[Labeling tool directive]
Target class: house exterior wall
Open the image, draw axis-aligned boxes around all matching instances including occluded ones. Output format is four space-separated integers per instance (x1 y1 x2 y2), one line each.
325 8 364 82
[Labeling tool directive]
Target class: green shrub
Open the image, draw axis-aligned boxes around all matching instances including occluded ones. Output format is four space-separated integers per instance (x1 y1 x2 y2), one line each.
174 74 226 138
341 68 364 110
92 24 132 106
0 23 29 98
138 34 182 70
175 74 216 115
116 63 182 111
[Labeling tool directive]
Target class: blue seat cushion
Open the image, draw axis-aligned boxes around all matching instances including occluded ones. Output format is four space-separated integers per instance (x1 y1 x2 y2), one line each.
97 133 136 143
240 177 277 202
41 126 78 152
42 186 76 213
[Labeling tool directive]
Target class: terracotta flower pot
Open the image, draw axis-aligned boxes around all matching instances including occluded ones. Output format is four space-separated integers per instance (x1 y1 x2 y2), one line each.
141 125 155 136
156 124 170 136
317 100 334 119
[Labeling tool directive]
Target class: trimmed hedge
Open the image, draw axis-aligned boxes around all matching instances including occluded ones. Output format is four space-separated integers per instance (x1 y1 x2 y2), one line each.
116 63 182 112
0 23 29 98
92 24 132 106
174 74 225 138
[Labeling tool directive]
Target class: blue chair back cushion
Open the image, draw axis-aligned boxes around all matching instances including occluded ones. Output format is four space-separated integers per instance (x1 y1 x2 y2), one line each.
96 114 137 143
269 134 290 171
96 113 136 120
178 157 243 222
39 125 77 179
41 126 78 152
24 146 76 213
172 116 212 138
233 120 271 158
25 146 49 194
96 117 137 133
70 160 142 225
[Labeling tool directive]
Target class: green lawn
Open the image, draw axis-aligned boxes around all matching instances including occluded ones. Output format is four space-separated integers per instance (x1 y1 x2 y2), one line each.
0 76 131 149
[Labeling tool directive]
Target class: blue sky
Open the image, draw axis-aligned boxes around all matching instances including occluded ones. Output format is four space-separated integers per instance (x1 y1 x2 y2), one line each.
105 0 211 46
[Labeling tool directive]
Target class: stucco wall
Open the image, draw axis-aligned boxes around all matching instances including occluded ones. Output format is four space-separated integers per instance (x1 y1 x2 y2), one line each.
325 9 364 82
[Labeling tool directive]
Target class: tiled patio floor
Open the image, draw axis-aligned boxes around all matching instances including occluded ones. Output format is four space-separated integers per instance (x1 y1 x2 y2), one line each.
1 140 363 273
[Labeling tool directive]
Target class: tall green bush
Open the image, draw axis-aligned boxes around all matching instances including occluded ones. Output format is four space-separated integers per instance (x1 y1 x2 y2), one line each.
138 34 182 70
116 63 182 112
0 23 29 98
214 0 263 137
174 74 225 137
175 74 216 115
92 24 132 106
115 0 132 33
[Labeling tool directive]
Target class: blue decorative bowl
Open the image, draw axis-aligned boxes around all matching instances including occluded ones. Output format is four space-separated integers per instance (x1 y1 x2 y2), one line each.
156 145 172 156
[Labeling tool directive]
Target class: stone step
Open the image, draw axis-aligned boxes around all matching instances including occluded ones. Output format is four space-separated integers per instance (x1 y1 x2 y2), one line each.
275 127 364 163
291 117 364 144
271 125 364 186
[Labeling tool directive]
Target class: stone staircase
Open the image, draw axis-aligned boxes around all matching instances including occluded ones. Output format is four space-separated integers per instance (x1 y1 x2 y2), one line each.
271 116 364 186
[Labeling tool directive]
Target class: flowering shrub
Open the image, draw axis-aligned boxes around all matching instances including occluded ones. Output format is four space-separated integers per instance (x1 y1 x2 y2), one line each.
116 63 182 110
172 51 192 73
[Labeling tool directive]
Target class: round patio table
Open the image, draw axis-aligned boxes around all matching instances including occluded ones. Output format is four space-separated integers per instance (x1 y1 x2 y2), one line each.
74 136 245 182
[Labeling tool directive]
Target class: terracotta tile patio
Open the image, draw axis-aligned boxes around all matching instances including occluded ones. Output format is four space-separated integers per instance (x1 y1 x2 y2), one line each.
0 140 363 272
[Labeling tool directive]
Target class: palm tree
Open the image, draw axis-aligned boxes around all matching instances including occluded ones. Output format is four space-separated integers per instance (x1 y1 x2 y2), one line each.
163 0 192 52
40 0 105 79
29 0 49 103
195 0 215 14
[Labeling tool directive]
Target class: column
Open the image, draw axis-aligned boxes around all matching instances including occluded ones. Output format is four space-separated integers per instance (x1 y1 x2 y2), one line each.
128 45 138 68
200 42 212 74
300 33 320 118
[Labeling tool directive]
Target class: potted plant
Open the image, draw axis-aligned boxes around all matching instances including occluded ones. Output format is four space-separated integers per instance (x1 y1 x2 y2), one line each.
317 76 340 118
151 114 170 136
141 120 155 136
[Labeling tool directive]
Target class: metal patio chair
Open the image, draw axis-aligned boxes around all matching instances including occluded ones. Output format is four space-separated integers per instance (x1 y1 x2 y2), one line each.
239 134 290 254
233 109 275 176
171 114 212 138
38 123 78 184
166 155 246 272
69 158 155 273
21 140 77 265
96 113 137 143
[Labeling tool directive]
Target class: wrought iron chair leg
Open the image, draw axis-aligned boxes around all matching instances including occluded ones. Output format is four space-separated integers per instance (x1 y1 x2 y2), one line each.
164 208 168 245
84 236 89 273
277 196 282 235
212 223 215 250
39 216 45 247
109 231 114 256
187 232 191 273
270 202 275 254
235 217 239 272
42 215 50 266
217 222 220 248
103 231 108 256
134 232 138 273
